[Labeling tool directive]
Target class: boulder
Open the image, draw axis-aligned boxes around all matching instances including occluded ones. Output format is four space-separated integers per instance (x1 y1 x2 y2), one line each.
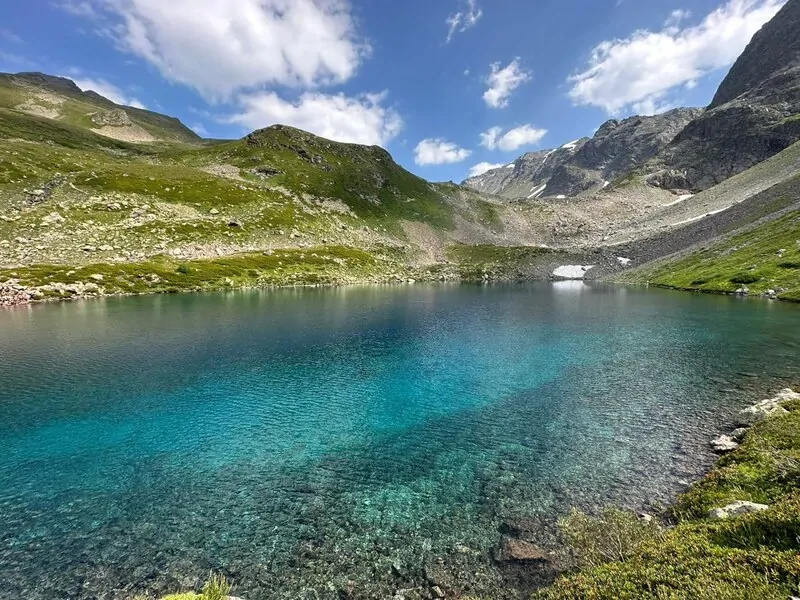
730 427 749 441
710 435 739 454
736 388 799 426
709 501 769 520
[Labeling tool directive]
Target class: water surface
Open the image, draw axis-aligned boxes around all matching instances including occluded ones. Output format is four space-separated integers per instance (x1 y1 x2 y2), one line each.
1 283 798 599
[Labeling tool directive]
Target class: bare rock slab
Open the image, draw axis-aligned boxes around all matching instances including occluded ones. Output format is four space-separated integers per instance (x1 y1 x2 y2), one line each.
709 501 769 520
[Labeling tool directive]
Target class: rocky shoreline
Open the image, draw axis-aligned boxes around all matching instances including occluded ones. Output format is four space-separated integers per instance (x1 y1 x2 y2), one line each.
4 271 799 309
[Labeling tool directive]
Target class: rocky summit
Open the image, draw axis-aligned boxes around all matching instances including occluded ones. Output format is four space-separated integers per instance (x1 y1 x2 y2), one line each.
648 0 800 191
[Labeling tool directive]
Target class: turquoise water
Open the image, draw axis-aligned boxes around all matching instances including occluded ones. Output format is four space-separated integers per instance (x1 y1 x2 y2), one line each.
1 283 799 599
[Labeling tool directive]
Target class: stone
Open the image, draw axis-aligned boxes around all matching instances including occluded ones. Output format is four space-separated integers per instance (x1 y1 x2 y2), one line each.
42 212 65 226
493 536 549 564
90 274 104 281
736 388 800 426
431 586 445 598
210 208 220 215
709 501 769 520
710 435 739 453
730 427 749 441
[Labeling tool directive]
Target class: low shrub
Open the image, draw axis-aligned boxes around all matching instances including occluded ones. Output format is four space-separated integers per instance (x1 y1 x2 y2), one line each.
730 273 761 284
558 506 664 569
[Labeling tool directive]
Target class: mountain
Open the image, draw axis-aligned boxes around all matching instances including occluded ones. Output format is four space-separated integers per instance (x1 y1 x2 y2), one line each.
0 72 201 143
462 138 588 200
464 109 701 200
647 0 800 191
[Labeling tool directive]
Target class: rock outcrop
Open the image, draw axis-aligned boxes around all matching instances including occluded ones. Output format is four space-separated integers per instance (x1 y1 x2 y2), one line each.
735 388 800 426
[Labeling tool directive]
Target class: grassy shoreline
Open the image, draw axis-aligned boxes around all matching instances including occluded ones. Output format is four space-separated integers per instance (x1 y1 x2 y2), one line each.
534 388 800 600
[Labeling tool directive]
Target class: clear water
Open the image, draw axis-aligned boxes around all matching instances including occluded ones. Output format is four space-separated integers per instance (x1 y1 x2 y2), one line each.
1 283 799 600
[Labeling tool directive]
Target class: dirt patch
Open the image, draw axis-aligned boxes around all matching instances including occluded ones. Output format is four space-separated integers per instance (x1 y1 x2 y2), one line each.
400 220 446 264
90 125 156 143
15 91 66 120
201 164 247 181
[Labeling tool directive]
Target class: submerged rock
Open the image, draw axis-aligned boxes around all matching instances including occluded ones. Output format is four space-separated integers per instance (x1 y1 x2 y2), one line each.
493 537 549 564
709 501 769 520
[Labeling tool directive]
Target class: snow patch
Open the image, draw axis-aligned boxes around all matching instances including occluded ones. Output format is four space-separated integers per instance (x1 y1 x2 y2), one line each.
555 194 566 199
672 208 726 227
561 139 580 151
553 265 594 280
528 183 547 198
616 257 632 266
602 180 610 189
505 163 514 168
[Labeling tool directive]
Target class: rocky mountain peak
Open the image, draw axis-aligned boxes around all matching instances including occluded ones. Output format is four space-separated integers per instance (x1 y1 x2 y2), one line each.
464 109 700 200
650 0 800 191
710 0 800 108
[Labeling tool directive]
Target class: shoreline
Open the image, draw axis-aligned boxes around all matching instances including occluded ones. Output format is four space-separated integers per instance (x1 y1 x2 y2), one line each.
4 270 800 309
533 385 800 599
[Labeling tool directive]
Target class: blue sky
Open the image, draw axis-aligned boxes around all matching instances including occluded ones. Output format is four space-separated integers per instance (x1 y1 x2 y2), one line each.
0 0 785 182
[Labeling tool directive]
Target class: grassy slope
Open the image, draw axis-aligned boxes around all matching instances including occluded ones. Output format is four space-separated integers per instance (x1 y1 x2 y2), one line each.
535 398 800 600
0 73 201 143
0 103 518 293
617 210 800 301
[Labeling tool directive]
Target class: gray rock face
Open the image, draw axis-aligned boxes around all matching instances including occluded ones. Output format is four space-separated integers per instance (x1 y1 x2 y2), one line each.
462 140 588 199
91 109 134 127
463 109 700 200
651 0 800 191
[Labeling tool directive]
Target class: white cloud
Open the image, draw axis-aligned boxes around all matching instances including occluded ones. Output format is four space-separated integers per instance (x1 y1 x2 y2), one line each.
72 77 146 109
568 0 785 114
467 162 505 177
190 123 209 137
225 91 403 146
480 124 547 152
55 1 98 18
446 0 483 43
483 58 530 108
665 9 692 27
0 29 23 44
414 138 471 166
71 0 367 100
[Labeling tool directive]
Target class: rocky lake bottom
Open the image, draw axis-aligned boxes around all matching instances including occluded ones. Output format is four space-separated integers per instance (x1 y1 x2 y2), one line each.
1 283 799 600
